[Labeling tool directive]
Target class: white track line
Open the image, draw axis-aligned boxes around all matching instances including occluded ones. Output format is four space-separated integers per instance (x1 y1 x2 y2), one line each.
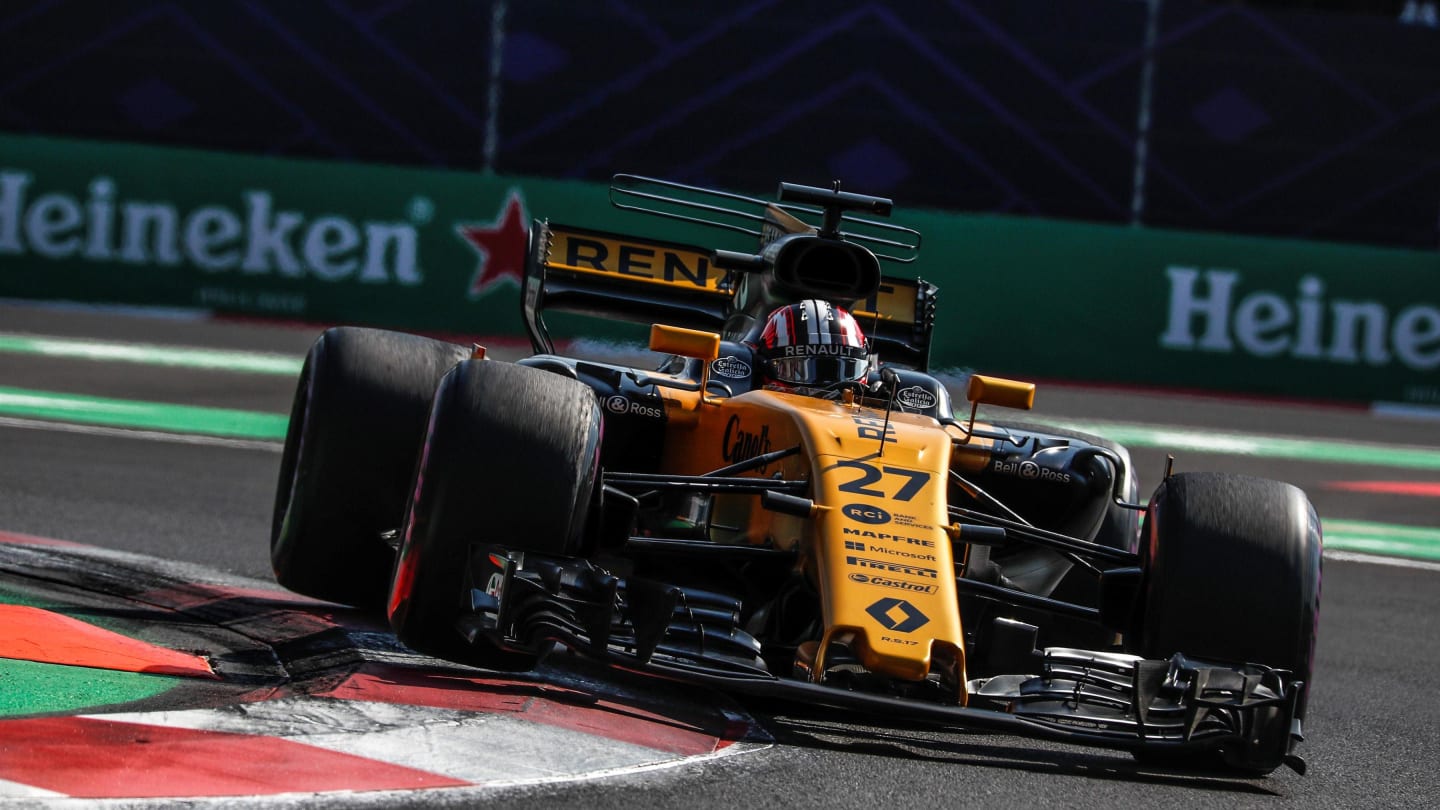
1323 549 1440 573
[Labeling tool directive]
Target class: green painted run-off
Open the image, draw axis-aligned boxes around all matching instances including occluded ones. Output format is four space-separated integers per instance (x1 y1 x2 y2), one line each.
0 592 183 718
0 333 302 375
1322 520 1440 563
0 386 288 439
0 657 184 717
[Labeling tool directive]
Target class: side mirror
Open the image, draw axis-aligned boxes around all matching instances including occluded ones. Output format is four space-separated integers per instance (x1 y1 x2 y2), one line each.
954 374 1036 444
649 325 720 360
650 325 722 405
966 374 1035 411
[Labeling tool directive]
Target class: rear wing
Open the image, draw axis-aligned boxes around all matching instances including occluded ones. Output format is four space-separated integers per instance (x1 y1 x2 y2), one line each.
522 221 939 370
610 174 922 263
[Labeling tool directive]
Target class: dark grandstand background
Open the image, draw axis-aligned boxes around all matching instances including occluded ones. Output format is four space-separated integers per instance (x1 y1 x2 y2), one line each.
1 0 1435 249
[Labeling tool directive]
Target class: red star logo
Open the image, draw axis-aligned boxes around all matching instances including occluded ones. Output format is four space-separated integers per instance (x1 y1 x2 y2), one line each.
457 191 529 298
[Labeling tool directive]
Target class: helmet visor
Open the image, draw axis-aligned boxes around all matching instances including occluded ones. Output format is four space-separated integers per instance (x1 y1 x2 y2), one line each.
766 354 871 386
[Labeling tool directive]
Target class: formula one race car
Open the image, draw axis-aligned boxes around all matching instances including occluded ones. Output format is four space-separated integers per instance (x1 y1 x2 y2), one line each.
270 176 1321 776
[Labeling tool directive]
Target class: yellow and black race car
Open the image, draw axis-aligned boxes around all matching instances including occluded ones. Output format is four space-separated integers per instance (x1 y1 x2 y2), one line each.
270 177 1321 776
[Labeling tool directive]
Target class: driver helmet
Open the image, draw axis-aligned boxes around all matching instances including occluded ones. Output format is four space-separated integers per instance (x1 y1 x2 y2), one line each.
756 299 871 397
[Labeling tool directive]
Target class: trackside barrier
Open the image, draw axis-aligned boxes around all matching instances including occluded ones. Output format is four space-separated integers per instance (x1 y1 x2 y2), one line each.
1 133 1436 405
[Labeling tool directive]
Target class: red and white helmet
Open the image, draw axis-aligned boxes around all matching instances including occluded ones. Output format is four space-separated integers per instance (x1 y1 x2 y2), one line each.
756 299 870 397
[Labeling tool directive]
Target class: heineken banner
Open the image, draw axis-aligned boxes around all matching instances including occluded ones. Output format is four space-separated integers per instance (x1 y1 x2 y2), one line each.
1 133 1436 406
918 215 1440 408
0 133 670 343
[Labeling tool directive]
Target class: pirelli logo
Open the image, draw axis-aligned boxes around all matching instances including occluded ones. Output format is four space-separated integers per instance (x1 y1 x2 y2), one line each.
846 555 937 579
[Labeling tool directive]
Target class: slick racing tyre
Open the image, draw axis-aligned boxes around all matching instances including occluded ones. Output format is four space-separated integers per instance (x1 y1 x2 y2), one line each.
271 327 469 610
1134 472 1322 773
388 359 602 671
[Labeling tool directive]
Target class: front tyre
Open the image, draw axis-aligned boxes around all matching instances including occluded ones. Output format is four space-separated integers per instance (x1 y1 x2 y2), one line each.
387 360 602 671
1135 472 1322 773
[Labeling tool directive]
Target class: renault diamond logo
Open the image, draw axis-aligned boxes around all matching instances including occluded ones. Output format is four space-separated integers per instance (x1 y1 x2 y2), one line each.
865 597 930 633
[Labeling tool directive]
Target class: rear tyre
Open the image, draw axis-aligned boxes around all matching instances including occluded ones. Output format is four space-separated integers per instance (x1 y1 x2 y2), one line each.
271 327 469 609
1134 472 1322 773
387 360 602 671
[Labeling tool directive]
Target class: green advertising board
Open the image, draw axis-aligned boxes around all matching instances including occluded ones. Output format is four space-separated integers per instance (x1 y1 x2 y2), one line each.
1 133 1437 405
0 132 699 344
905 211 1440 406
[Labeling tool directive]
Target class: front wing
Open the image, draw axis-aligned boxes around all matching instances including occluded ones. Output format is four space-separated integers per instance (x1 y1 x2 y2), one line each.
463 549 1307 775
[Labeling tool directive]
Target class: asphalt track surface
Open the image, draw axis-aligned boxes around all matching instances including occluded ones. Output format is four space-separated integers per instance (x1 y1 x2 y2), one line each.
1 302 1437 807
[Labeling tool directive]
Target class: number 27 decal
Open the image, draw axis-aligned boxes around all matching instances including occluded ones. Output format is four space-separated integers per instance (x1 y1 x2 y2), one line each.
832 460 930 501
